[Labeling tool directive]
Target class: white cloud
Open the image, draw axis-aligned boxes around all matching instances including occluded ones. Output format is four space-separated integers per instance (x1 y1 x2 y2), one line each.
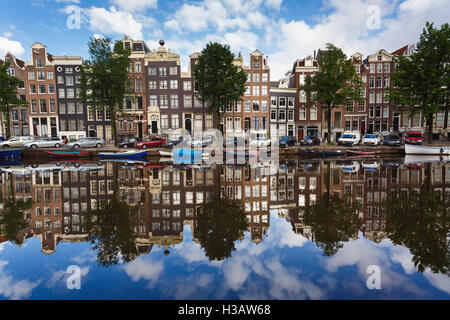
265 0 450 79
122 256 164 288
0 261 40 300
83 6 144 40
110 0 158 12
423 270 450 295
265 0 283 11
0 37 25 59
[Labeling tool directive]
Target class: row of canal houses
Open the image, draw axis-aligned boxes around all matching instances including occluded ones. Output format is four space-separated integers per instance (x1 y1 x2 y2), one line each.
1 38 449 143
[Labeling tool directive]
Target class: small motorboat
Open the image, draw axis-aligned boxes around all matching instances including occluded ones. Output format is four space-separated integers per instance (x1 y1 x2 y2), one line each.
405 144 450 155
160 148 210 164
346 149 377 156
99 150 148 158
404 154 450 165
45 150 90 158
321 150 346 157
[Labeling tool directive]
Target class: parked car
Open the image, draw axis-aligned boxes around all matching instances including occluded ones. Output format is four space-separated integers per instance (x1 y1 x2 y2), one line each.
0 136 35 148
223 137 248 148
162 136 184 149
249 137 271 148
405 131 423 145
190 135 214 148
361 134 382 146
279 136 296 148
66 137 105 149
299 136 321 147
383 134 401 146
338 132 361 146
119 138 142 148
24 137 66 149
135 137 167 149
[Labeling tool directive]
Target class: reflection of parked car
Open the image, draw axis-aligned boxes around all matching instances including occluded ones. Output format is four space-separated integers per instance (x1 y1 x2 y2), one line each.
279 136 296 148
250 137 271 148
162 137 184 149
405 132 423 145
135 137 167 149
24 137 66 149
361 134 382 146
190 135 214 148
299 136 320 146
383 134 401 146
338 132 361 146
223 137 248 148
119 138 142 148
0 136 35 148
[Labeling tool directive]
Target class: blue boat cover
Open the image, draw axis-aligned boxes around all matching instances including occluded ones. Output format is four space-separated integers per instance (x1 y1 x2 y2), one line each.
173 148 203 164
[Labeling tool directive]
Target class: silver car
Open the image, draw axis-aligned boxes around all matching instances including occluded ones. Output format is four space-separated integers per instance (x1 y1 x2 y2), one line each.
0 136 35 148
66 137 105 149
24 137 66 149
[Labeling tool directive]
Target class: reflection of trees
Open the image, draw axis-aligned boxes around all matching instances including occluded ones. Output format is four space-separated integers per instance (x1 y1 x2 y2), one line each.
83 166 138 267
303 161 361 256
0 174 32 245
196 194 247 261
0 197 32 245
383 188 449 274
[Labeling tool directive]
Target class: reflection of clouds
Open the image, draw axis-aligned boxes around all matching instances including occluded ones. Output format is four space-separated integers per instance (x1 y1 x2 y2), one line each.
172 273 215 299
323 235 425 297
46 266 90 289
122 257 164 289
390 246 416 275
0 260 40 300
69 249 97 265
0 242 10 252
423 270 450 295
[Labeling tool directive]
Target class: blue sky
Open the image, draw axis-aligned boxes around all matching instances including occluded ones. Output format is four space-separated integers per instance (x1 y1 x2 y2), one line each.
1 0 449 79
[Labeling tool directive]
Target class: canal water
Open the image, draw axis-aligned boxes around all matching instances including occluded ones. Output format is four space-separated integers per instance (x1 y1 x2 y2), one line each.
0 157 448 300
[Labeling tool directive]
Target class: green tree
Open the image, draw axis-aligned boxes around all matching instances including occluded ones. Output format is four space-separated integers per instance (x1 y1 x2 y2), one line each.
389 22 449 144
303 162 362 256
83 166 138 267
196 194 248 261
80 37 132 146
383 186 449 274
0 61 26 139
299 43 363 145
193 42 247 131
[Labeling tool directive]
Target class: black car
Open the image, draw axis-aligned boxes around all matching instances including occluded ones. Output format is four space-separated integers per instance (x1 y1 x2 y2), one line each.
383 134 401 146
162 136 184 149
299 136 321 146
279 136 296 148
119 138 142 148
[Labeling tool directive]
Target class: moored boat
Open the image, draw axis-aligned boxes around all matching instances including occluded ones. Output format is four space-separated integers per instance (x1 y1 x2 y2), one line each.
404 154 450 165
45 150 90 157
405 144 450 155
346 149 377 156
99 150 148 158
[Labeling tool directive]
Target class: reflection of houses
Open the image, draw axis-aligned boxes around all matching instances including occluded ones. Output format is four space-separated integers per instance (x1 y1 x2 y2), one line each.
221 164 270 244
149 166 217 249
30 170 62 254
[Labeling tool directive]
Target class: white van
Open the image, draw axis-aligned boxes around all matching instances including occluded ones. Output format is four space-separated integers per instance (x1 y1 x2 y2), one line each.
338 132 361 146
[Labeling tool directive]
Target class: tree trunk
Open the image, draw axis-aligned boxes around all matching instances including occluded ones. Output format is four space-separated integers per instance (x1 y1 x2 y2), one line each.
3 110 11 139
327 105 332 145
111 108 118 147
426 115 433 145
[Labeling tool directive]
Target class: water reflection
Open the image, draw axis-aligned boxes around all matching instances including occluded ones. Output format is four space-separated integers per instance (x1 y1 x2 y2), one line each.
0 157 449 299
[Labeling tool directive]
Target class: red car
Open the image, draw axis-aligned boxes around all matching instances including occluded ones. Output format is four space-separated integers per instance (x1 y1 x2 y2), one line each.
135 137 167 149
405 132 423 145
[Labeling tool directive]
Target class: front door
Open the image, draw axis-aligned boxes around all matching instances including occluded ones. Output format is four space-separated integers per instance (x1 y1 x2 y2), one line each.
138 123 143 138
393 113 400 132
298 129 303 141
185 118 192 134
360 120 366 135
151 121 158 134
